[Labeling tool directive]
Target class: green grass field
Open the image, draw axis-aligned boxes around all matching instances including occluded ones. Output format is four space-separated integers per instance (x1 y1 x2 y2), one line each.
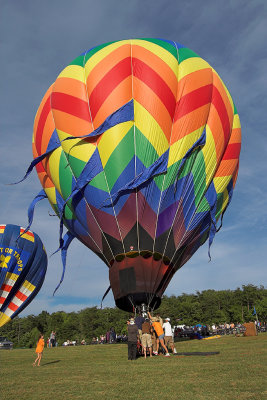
1 334 266 400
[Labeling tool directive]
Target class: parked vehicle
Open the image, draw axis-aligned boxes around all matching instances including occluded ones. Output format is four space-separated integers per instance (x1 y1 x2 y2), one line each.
0 336 13 349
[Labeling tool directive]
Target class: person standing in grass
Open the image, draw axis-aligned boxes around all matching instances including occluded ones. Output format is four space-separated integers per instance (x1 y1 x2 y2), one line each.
163 318 177 354
127 318 138 360
148 311 170 356
141 318 153 358
33 334 45 367
50 331 56 347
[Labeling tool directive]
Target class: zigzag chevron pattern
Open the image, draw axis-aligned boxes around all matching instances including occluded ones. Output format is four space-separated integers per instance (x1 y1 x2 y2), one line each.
32 39 241 303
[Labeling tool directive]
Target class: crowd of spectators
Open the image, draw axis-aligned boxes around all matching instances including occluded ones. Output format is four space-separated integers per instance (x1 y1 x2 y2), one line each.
46 331 58 347
174 320 266 338
58 320 266 348
91 332 128 344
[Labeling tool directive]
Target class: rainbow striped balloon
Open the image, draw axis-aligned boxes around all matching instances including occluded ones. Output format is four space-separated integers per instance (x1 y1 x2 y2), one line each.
32 39 241 311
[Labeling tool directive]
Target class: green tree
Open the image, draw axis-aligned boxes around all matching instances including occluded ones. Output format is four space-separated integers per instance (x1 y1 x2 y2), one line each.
1 284 266 347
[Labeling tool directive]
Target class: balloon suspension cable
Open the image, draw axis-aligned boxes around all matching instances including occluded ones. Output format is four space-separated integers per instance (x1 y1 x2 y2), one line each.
100 286 111 309
148 292 155 308
127 295 135 314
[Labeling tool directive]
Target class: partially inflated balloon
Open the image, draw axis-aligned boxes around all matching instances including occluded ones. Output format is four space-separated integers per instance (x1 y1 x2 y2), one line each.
0 224 47 326
31 39 241 311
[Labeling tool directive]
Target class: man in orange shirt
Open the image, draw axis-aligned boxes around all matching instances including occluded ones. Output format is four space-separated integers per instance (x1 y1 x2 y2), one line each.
148 312 170 356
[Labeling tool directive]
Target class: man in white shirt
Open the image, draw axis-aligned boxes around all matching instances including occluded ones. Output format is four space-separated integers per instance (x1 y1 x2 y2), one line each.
162 318 177 354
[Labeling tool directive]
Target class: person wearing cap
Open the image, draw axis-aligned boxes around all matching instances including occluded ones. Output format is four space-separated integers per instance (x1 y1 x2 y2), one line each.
127 318 139 360
156 313 163 327
141 318 152 358
163 318 177 354
147 311 170 356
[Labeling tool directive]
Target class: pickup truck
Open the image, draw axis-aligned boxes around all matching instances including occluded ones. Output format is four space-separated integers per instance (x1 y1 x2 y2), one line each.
0 336 13 349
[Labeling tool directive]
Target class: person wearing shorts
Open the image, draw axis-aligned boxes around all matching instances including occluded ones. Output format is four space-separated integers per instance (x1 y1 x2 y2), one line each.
148 312 170 356
141 318 152 358
163 318 177 354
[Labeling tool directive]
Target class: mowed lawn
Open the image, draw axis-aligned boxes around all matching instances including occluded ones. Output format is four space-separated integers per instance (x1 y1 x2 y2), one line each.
1 334 266 400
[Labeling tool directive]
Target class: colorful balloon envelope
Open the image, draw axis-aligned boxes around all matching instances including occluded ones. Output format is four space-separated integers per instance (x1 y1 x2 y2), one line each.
0 224 47 326
31 39 241 312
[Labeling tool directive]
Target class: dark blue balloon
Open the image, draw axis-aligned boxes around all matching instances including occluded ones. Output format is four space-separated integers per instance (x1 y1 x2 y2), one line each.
0 224 47 326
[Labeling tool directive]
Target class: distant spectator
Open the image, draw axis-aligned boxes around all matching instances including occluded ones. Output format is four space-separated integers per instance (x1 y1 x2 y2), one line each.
110 327 116 343
50 331 56 347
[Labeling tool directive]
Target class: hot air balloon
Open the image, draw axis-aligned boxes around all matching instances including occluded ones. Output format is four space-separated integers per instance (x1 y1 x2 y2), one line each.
27 39 241 312
0 224 47 326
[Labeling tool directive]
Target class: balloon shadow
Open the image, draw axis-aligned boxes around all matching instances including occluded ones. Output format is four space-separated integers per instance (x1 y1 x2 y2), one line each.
174 352 220 356
41 360 61 366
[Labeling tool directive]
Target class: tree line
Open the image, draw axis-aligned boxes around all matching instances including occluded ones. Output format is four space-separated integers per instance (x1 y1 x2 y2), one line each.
0 284 266 348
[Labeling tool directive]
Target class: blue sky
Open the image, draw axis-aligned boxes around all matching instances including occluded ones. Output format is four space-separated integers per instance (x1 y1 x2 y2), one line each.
0 0 266 316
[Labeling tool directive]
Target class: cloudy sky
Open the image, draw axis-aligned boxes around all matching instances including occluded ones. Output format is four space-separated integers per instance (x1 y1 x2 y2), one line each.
0 0 266 316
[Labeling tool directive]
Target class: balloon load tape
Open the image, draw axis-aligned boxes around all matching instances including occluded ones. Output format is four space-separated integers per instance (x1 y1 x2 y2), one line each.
10 39 241 311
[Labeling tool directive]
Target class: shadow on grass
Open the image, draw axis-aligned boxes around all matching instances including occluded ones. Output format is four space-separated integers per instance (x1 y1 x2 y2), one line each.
174 352 220 356
42 360 61 366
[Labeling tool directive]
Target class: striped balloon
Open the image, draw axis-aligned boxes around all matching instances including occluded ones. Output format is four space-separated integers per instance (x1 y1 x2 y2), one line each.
32 39 241 311
0 224 47 326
